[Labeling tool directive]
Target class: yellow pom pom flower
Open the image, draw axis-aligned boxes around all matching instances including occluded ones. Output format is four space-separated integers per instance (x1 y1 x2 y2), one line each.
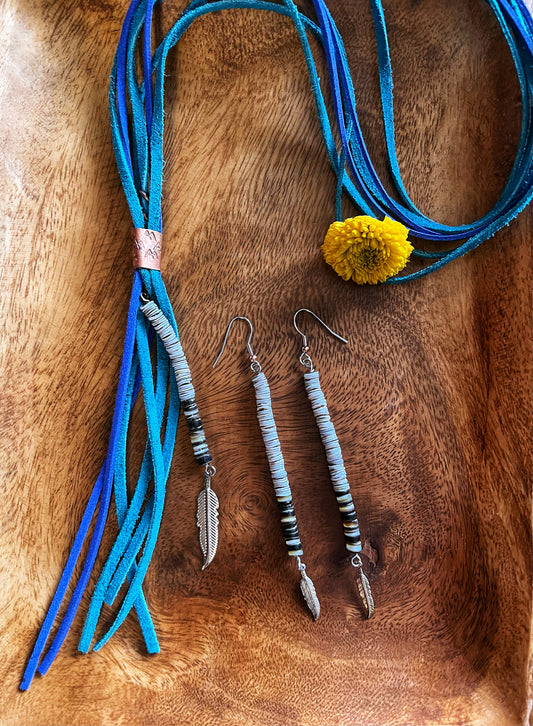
322 215 413 284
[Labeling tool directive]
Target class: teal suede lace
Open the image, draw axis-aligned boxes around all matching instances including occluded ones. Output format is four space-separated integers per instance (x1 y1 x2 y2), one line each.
21 0 532 690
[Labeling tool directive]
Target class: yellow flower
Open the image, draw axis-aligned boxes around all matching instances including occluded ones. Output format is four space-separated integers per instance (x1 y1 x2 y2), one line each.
322 215 413 284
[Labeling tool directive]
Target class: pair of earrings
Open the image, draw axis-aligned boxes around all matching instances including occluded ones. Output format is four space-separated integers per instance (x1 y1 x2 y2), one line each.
213 309 374 620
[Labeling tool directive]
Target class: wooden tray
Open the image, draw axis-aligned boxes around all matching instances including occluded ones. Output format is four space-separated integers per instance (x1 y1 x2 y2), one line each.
1 0 531 723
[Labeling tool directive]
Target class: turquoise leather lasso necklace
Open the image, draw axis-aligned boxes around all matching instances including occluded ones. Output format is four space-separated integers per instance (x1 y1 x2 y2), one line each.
21 0 533 690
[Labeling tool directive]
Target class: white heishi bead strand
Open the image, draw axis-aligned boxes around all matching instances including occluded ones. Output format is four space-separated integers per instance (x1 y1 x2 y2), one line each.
141 299 212 465
252 371 303 557
303 370 361 553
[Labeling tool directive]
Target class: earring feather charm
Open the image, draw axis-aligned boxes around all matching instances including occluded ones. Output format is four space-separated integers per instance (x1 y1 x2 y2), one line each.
298 560 321 620
353 554 374 618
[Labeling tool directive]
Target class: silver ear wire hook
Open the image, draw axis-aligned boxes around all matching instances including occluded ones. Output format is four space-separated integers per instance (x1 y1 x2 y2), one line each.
293 309 348 348
293 308 347 370
213 316 261 373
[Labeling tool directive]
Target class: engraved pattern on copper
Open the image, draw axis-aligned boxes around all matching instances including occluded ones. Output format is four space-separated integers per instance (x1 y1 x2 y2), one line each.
131 228 162 270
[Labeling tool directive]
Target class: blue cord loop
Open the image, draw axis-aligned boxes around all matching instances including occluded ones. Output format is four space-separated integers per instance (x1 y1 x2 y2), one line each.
21 0 532 690
311 0 533 279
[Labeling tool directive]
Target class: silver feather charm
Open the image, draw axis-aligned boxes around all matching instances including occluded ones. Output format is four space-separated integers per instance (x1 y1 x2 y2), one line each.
297 559 320 620
196 466 219 569
356 571 374 619
352 554 374 618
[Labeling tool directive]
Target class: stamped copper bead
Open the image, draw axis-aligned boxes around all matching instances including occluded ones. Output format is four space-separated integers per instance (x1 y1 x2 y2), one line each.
131 228 162 270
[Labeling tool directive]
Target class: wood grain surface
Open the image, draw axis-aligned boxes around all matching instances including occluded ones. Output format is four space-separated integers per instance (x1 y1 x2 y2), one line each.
1 0 532 724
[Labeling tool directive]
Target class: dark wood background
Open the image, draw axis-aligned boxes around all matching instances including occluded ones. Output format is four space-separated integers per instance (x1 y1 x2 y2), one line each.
1 0 531 723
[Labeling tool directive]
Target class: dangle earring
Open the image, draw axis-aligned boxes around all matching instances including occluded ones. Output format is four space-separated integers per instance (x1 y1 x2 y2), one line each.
293 308 374 618
214 317 320 620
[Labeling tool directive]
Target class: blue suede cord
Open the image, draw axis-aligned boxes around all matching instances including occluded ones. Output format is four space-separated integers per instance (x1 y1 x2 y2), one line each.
144 0 531 275
20 271 142 689
310 0 533 280
21 0 169 688
91 312 169 652
78 320 177 651
21 0 532 690
105 346 158 646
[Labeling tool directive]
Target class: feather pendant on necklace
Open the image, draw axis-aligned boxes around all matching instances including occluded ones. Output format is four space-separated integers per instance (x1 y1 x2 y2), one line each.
196 467 219 569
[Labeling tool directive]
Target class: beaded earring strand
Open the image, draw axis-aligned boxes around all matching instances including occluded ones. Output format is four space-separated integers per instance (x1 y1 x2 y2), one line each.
293 309 374 618
213 317 321 620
